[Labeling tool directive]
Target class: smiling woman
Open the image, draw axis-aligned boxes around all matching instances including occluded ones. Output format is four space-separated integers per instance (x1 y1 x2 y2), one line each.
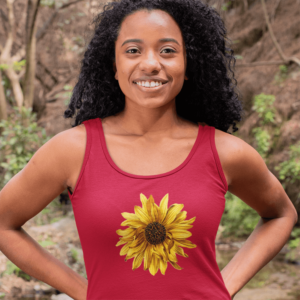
0 1 297 300
64 0 243 132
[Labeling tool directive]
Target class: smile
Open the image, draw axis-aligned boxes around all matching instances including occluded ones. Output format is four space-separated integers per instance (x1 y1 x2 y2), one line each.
133 81 168 91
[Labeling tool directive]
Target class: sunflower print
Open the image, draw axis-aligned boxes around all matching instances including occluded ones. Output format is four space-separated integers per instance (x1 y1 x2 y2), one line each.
116 193 197 276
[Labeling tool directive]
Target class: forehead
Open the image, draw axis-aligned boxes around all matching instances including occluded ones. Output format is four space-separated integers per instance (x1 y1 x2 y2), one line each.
117 9 183 44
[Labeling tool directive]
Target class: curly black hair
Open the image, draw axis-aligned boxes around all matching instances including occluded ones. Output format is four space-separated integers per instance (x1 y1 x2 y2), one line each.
64 0 244 133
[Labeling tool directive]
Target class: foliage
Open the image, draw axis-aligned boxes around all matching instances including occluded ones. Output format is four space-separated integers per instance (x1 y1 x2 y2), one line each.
275 141 300 188
70 248 78 262
0 106 51 188
274 64 288 85
252 128 271 159
251 93 277 160
221 1 232 11
38 239 56 247
252 93 276 125
40 0 55 7
3 261 31 281
221 192 260 237
0 60 26 72
288 228 300 249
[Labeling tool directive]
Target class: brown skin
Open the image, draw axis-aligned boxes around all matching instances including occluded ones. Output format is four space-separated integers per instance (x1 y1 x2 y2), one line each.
0 9 297 300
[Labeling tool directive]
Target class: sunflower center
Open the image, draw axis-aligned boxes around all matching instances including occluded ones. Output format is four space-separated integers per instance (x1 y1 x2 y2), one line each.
145 222 166 245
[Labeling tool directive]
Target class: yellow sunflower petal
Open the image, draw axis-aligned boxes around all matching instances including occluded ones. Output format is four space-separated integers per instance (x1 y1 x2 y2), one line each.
134 206 151 224
140 193 149 214
146 195 155 220
127 241 147 257
175 244 189 258
181 216 196 225
120 243 131 256
129 233 145 248
124 252 136 261
159 193 169 222
149 254 159 276
162 241 170 261
121 212 140 221
169 249 178 262
173 211 187 223
169 229 192 239
120 219 146 228
162 204 184 225
144 244 153 270
159 259 168 275
132 251 145 270
151 203 159 222
116 228 135 237
165 223 193 231
154 203 163 223
119 236 135 242
154 243 168 262
170 261 183 270
116 240 127 247
175 239 197 249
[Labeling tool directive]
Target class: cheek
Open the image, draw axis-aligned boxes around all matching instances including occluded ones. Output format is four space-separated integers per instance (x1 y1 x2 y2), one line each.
167 59 186 78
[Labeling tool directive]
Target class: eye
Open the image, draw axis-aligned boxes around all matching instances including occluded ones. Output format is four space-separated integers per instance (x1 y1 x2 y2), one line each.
161 48 176 54
126 48 139 54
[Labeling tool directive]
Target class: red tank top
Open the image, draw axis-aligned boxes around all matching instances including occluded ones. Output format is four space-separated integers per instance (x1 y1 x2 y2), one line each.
68 117 231 300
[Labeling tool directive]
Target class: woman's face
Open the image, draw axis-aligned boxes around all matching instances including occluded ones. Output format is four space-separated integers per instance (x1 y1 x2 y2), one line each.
114 9 187 109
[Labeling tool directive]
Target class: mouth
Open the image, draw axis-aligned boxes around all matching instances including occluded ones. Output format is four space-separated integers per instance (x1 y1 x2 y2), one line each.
133 81 168 91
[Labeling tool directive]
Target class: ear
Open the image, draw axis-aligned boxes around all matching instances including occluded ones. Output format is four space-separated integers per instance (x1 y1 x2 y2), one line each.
113 62 118 80
185 75 188 80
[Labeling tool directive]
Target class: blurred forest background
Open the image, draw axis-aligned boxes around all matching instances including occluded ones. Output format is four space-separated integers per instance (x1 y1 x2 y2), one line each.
0 0 300 299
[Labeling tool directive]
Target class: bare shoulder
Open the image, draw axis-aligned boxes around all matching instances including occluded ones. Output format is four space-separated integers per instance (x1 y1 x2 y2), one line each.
21 123 87 193
214 128 268 188
49 124 87 189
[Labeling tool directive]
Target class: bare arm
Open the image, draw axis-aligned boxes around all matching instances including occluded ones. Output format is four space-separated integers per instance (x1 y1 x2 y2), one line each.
0 124 87 300
215 129 298 299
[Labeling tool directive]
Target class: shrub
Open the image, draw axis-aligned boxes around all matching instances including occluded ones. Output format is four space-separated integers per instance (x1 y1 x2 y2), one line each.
275 141 300 188
0 106 51 188
221 192 260 237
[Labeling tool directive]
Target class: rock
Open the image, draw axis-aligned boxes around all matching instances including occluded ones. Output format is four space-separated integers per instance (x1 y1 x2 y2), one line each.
51 293 74 300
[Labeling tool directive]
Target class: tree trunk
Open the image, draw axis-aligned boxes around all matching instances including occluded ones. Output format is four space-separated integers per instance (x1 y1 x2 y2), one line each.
4 66 24 109
0 71 7 121
23 0 40 109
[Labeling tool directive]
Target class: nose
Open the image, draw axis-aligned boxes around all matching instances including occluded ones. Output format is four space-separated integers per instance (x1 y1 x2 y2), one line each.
139 50 162 73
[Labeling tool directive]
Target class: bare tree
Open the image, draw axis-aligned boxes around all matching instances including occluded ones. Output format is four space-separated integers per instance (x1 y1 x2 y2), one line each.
0 64 7 121
0 0 24 111
23 0 41 109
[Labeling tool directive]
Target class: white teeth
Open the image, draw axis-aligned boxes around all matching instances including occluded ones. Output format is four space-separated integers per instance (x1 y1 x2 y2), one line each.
134 81 165 87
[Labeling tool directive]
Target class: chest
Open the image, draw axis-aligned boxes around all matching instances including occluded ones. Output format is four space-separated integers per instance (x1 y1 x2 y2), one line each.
103 133 198 176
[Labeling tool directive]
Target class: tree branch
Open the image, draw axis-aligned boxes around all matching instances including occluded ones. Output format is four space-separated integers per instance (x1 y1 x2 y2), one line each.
261 0 287 62
1 0 16 61
36 0 84 41
236 60 288 67
270 0 281 22
260 0 300 67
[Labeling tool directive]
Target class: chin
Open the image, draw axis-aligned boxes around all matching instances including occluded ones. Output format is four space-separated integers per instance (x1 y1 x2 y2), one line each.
135 97 172 109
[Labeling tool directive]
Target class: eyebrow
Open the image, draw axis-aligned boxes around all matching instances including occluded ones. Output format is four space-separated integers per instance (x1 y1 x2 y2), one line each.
121 38 180 47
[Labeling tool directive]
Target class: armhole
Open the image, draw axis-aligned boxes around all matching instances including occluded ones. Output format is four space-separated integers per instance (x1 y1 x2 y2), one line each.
209 126 228 192
68 121 92 201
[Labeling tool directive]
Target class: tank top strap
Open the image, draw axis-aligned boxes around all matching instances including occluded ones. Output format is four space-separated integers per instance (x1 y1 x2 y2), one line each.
193 124 228 193
67 117 101 199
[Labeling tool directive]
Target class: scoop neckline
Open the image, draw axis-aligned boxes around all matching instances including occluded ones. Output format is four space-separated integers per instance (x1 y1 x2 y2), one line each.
97 118 202 179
